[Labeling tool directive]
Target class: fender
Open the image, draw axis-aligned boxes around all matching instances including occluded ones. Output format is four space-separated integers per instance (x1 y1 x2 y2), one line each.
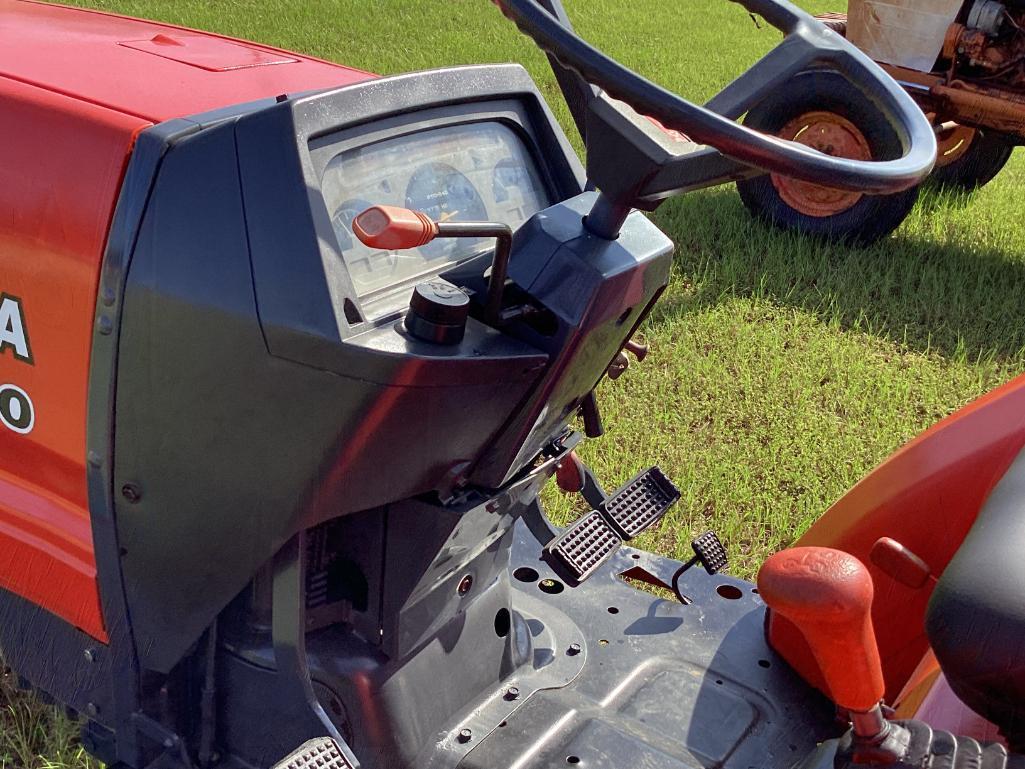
769 372 1025 702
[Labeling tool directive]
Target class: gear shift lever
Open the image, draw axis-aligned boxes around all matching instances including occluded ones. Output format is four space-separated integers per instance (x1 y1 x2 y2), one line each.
759 547 1025 768
757 547 888 740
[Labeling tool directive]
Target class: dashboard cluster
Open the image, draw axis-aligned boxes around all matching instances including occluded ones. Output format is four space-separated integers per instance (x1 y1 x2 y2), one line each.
321 121 550 299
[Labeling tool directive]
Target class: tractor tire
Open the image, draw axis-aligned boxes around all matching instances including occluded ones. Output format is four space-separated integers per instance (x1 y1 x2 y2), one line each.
736 70 919 246
930 126 1014 190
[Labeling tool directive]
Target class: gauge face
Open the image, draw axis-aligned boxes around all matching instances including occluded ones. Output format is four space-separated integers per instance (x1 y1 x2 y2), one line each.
404 163 488 261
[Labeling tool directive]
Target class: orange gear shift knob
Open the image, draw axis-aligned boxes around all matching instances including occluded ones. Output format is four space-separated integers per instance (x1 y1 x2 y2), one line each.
352 205 438 250
757 547 885 713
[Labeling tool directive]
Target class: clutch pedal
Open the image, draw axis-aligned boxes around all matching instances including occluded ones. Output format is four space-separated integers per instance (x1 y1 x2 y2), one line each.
600 466 680 539
543 510 622 586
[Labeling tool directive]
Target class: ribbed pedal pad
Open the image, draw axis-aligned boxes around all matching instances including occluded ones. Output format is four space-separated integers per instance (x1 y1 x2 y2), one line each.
272 737 357 769
544 510 622 586
691 531 727 575
600 466 680 540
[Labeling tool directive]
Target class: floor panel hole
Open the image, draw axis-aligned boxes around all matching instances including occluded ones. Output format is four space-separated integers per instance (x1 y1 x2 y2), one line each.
539 578 565 595
717 584 743 600
494 608 511 637
514 567 540 583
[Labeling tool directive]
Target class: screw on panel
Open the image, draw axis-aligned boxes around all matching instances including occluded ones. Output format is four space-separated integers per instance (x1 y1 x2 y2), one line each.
504 686 520 700
88 451 103 468
567 643 582 656
85 703 99 717
97 316 113 335
121 484 142 504
83 648 96 663
457 728 472 744
457 575 473 596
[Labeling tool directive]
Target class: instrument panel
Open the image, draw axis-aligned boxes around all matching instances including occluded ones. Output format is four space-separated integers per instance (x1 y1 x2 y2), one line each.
321 121 551 300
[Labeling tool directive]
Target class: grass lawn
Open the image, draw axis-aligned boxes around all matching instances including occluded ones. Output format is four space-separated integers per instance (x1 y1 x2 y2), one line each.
5 0 1025 765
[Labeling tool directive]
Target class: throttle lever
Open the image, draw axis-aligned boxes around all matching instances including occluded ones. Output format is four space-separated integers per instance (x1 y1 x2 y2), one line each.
353 205 513 323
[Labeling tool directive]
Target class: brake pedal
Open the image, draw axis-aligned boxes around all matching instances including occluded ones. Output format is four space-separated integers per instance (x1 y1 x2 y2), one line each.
544 510 622 586
600 466 680 539
271 737 358 769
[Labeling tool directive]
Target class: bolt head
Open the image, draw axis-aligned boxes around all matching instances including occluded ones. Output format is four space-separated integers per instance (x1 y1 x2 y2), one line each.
83 649 96 663
85 702 99 717
457 574 473 596
505 686 520 700
121 483 142 504
457 728 472 743
567 643 582 656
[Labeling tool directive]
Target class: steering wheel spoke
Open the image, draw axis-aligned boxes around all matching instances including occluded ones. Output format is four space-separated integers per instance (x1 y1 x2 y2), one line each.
705 34 820 121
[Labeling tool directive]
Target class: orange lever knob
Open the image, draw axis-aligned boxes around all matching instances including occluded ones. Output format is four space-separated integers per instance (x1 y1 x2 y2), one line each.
757 547 885 713
352 205 438 250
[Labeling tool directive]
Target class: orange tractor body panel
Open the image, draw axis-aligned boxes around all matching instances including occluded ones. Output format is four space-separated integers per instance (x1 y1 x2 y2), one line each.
0 0 373 641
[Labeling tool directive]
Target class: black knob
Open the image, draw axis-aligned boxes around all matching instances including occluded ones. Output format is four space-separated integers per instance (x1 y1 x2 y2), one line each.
405 280 470 345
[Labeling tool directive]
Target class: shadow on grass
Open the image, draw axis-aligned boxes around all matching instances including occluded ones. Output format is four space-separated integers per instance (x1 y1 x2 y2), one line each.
649 185 1025 368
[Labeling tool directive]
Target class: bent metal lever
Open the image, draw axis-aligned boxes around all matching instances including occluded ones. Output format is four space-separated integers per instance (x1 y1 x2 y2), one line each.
352 205 512 323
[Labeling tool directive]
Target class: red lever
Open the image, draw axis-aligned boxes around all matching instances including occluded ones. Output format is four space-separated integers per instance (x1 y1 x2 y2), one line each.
555 451 585 493
352 205 438 250
757 547 885 714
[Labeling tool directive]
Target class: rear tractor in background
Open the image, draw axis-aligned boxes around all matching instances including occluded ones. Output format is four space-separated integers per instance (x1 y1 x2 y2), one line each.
737 0 1025 243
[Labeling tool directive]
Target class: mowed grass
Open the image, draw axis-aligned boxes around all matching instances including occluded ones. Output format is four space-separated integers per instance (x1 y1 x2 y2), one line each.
6 0 1025 766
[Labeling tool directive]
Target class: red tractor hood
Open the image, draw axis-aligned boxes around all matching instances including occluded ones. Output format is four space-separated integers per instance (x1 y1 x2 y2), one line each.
0 0 374 123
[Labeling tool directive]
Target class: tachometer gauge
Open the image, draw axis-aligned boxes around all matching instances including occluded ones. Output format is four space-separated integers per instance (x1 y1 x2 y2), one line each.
405 163 488 260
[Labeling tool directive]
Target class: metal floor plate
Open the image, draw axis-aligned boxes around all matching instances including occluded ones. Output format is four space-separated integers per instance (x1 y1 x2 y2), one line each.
450 522 837 769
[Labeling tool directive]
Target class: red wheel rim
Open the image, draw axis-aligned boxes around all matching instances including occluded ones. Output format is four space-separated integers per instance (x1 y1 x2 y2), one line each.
770 111 873 218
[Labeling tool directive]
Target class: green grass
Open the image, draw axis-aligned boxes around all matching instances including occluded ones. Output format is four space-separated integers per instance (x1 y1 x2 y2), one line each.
8 0 1025 765
0 669 98 769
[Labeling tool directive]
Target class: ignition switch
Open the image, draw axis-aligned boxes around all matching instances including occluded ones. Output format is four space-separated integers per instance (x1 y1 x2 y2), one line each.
406 280 470 345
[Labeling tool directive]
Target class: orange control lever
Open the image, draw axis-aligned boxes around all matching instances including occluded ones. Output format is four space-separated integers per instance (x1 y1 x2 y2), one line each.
757 547 885 714
352 205 438 250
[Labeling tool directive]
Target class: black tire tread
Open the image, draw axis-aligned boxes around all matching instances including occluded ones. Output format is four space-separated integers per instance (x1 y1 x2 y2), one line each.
931 128 1014 190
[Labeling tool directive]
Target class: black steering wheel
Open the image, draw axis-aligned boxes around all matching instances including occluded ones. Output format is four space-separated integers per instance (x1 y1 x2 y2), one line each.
494 0 936 205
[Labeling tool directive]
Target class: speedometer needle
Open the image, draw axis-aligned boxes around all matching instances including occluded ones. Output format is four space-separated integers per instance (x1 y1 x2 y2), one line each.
439 210 460 222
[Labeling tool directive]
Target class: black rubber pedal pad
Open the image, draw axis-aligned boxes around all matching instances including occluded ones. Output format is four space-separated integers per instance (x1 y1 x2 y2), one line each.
691 531 728 575
544 510 622 586
600 466 681 540
272 737 357 769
